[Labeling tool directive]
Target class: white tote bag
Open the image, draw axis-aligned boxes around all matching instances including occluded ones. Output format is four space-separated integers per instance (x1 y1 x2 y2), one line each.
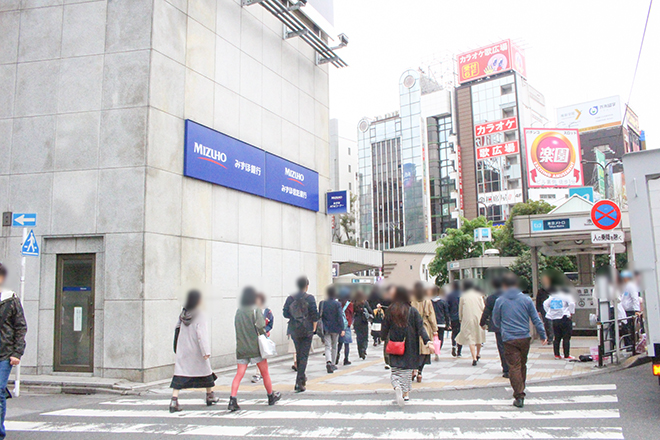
254 309 277 358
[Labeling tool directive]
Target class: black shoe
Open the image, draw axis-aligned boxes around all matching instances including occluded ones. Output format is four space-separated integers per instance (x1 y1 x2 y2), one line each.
291 364 297 372
267 391 281 406
472 360 478 366
206 392 220 406
502 372 510 378
513 398 524 408
326 362 334 374
344 359 352 365
452 347 457 357
169 397 182 413
477 356 481 361
228 396 240 412
294 384 306 393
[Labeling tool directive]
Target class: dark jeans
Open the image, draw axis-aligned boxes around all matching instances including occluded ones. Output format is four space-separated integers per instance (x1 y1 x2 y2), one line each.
354 322 369 358
552 316 572 358
623 311 637 351
0 360 12 438
542 315 555 342
503 337 531 399
495 331 509 373
292 335 313 386
451 320 462 355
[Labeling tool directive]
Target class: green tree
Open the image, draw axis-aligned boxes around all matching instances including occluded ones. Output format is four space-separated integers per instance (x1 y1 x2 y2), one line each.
428 216 493 285
509 250 577 293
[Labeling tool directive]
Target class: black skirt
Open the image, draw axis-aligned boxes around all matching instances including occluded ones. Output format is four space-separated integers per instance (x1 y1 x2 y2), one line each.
170 373 217 390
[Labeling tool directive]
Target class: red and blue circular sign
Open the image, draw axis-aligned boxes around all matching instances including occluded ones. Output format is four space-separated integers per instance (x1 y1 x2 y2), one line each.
591 200 621 230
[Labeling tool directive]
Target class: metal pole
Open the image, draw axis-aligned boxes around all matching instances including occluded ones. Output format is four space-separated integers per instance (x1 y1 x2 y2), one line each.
13 228 27 397
609 243 621 364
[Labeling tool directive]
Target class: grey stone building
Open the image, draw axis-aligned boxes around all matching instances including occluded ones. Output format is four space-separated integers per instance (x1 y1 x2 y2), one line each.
0 0 340 381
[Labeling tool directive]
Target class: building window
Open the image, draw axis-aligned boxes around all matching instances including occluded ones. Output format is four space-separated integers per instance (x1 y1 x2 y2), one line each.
349 182 352 191
348 164 351 173
501 84 513 95
502 107 515 118
348 147 351 155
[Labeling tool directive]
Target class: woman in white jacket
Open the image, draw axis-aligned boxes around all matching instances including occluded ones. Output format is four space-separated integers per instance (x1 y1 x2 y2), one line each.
169 290 219 412
543 289 576 360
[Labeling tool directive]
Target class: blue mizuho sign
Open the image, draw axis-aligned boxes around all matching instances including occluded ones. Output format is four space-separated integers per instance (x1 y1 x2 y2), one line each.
184 120 319 212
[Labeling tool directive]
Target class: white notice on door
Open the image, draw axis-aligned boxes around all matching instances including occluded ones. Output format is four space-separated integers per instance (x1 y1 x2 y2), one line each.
73 307 83 332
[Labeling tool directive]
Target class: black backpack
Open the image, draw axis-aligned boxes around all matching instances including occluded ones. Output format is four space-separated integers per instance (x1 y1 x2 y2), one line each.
289 295 309 334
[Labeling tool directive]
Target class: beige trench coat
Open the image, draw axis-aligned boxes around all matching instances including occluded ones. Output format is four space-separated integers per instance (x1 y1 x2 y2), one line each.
456 289 486 346
411 298 437 355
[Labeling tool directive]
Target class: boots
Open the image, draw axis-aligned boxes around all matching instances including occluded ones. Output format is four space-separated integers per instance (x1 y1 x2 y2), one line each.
169 397 182 413
206 391 220 406
228 396 241 412
267 391 281 406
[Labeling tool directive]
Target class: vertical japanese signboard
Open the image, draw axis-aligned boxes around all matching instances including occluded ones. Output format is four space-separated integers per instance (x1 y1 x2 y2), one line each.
457 39 526 84
524 128 584 188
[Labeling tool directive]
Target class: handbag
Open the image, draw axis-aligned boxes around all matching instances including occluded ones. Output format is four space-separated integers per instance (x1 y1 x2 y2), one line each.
315 301 325 338
385 308 410 356
255 309 277 358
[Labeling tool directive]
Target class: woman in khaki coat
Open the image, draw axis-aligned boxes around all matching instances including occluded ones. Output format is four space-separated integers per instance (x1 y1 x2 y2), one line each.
411 282 437 383
456 281 486 366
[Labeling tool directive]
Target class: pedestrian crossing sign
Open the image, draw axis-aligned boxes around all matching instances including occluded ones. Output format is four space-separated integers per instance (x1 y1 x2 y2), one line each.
21 229 39 256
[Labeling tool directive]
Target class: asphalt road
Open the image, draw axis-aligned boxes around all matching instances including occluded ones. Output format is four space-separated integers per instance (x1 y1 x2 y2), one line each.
6 364 659 439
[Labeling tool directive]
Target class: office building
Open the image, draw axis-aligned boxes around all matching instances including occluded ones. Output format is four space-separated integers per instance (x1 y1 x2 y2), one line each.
0 0 346 381
358 67 459 250
329 119 359 243
455 40 548 222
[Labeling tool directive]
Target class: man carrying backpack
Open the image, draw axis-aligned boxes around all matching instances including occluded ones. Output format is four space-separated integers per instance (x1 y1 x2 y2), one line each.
283 276 319 392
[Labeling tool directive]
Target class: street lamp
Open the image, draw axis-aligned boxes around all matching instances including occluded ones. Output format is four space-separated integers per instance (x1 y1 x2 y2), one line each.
581 158 622 200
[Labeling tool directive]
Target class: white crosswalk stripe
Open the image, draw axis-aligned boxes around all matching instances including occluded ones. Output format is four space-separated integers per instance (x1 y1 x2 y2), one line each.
8 383 625 439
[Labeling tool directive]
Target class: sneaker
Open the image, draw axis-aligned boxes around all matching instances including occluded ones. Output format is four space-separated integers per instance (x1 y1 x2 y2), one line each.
267 391 281 406
403 395 410 402
554 355 562 360
394 387 404 408
564 355 576 360
344 359 352 366
513 398 524 408
251 375 262 383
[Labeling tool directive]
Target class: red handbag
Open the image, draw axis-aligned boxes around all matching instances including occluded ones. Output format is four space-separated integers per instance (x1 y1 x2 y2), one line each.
386 338 406 355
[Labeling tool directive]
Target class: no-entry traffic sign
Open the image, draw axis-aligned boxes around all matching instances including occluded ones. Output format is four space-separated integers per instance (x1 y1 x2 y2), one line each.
591 200 621 230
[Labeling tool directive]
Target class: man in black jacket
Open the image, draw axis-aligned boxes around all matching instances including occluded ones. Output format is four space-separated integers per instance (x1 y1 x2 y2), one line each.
283 276 319 392
0 264 27 439
446 281 462 357
480 276 509 378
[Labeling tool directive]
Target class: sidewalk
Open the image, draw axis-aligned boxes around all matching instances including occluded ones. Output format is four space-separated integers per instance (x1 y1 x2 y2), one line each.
207 332 602 394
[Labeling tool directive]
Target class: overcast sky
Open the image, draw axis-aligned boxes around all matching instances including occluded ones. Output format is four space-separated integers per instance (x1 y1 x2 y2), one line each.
329 0 659 146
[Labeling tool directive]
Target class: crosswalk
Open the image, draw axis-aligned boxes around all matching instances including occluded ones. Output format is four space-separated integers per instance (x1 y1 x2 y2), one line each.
7 383 625 439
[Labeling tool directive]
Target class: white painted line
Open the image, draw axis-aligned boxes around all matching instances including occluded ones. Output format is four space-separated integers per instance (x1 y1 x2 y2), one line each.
505 384 617 393
6 421 625 439
101 395 618 407
43 407 620 421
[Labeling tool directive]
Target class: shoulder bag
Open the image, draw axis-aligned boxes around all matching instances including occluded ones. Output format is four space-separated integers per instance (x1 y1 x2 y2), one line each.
385 308 411 356
315 300 325 338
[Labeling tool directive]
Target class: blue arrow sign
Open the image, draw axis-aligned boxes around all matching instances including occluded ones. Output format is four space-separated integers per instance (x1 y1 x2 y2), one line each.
21 230 39 256
12 213 37 227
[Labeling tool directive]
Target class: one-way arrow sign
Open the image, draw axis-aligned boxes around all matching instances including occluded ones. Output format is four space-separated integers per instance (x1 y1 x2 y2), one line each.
12 213 37 227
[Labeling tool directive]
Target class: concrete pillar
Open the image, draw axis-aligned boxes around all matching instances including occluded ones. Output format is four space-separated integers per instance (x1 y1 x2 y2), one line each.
576 253 594 286
530 247 539 298
626 241 634 270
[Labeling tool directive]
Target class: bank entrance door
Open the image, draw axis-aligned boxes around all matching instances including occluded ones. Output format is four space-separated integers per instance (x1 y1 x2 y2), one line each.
54 254 95 372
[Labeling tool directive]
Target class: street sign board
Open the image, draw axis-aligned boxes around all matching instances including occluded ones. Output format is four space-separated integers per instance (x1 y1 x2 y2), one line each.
473 227 492 242
12 213 36 227
569 187 594 202
21 230 39 256
591 200 621 230
331 263 340 278
591 231 624 244
326 190 348 214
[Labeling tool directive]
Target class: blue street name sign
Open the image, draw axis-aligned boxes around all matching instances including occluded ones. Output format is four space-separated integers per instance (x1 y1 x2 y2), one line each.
21 230 39 256
12 213 36 227
326 190 348 214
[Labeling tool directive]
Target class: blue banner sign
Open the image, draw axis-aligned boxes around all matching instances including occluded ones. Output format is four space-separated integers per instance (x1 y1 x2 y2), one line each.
326 190 348 214
184 120 319 212
532 218 571 232
265 153 319 212
184 120 266 196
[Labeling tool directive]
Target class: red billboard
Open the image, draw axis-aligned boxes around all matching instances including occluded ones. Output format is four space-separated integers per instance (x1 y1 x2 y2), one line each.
476 141 519 160
474 117 518 137
524 128 583 188
457 39 526 84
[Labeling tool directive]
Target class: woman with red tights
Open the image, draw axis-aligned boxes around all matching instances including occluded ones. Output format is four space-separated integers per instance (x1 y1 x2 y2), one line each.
228 287 281 411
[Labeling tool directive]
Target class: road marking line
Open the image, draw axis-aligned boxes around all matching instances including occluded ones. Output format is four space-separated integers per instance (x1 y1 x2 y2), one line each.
42 407 620 421
505 384 617 393
101 395 618 407
6 421 625 439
